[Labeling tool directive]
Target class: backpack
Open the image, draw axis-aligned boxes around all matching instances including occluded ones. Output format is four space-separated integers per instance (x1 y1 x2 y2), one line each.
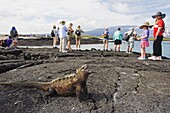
104 31 109 38
125 31 134 42
75 30 81 36
51 30 55 37
10 30 18 37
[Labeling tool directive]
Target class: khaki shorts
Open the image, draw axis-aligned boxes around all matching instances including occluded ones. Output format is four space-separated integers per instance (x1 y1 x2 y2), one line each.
53 36 59 41
76 36 81 39
68 34 74 41
128 41 134 48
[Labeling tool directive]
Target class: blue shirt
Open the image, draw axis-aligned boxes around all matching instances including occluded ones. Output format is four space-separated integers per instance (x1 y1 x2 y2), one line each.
140 29 149 41
103 31 109 39
113 31 123 41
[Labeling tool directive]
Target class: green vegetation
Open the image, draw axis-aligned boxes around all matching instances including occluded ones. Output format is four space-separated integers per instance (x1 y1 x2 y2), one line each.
149 37 170 41
82 35 99 39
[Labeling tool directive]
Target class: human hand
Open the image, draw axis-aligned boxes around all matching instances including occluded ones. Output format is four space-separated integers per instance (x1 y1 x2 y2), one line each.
137 38 140 40
154 36 157 41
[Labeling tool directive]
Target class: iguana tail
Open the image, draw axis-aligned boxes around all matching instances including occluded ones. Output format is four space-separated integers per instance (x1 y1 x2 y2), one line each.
0 81 51 91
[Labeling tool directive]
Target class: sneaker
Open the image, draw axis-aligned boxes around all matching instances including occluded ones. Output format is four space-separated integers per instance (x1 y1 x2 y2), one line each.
129 52 133 54
62 50 67 53
156 56 162 61
148 56 156 60
138 57 146 60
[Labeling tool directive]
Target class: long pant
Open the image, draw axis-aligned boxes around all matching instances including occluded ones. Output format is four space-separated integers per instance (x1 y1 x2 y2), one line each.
153 36 163 56
53 36 58 47
59 37 67 52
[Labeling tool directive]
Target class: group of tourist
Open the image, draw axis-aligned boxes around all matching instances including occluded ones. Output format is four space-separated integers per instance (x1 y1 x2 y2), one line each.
0 12 166 61
0 27 18 48
106 11 165 61
51 21 84 52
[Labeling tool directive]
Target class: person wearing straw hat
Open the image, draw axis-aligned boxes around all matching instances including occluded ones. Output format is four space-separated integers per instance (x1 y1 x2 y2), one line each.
137 22 153 60
148 12 166 61
58 20 68 52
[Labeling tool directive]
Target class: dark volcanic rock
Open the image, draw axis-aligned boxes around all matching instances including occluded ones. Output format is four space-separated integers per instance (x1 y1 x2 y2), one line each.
0 48 169 113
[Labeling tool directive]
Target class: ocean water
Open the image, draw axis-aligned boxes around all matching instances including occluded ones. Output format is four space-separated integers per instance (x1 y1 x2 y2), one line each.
19 41 170 58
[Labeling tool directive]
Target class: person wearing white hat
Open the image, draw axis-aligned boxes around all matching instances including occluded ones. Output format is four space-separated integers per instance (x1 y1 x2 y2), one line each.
137 22 153 60
58 20 68 52
124 27 137 54
148 12 166 60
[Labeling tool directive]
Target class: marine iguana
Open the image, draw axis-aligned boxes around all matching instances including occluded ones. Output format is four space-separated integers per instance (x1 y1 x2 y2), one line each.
0 64 91 102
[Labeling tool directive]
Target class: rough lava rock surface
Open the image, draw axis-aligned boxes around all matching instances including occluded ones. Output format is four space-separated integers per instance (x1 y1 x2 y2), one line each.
0 48 170 113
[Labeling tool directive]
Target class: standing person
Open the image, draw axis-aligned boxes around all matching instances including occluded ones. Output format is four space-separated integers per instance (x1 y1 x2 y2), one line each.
10 26 18 47
148 12 166 61
67 23 74 50
124 27 137 54
58 20 68 52
138 22 153 60
102 28 109 51
113 28 123 52
51 25 59 48
75 25 84 50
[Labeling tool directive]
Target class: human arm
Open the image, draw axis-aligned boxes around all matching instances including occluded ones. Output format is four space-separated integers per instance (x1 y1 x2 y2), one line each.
154 27 162 40
81 29 84 33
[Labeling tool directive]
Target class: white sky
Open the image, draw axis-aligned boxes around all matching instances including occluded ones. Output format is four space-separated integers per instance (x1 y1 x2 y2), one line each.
0 0 169 34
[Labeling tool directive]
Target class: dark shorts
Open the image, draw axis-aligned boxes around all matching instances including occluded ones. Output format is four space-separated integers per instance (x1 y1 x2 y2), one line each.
114 40 122 45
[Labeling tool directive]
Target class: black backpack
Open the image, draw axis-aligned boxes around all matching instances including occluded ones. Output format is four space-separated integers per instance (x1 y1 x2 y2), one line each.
51 30 55 37
75 30 81 36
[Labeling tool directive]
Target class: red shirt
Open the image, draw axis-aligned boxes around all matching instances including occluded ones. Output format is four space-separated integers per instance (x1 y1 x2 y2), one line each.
153 19 165 37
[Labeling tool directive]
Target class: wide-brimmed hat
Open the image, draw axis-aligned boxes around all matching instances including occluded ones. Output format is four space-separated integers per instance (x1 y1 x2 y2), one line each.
139 22 153 29
152 12 166 19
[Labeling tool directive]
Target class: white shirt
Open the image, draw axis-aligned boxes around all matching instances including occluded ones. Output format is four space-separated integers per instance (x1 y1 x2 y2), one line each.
53 29 59 36
59 25 68 38
124 30 137 41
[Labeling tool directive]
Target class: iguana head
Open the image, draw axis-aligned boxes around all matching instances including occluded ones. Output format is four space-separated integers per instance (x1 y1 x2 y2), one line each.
76 64 90 81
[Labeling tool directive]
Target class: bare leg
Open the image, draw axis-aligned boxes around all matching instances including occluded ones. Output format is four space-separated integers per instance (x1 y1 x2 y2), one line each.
78 38 81 49
114 45 117 52
141 47 146 58
67 40 71 50
76 38 78 49
118 45 120 52
106 40 108 50
129 47 133 53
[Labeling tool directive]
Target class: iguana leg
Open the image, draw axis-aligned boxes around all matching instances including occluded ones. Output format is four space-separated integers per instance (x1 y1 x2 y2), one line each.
44 88 57 96
75 85 83 101
82 86 89 99
43 88 57 104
